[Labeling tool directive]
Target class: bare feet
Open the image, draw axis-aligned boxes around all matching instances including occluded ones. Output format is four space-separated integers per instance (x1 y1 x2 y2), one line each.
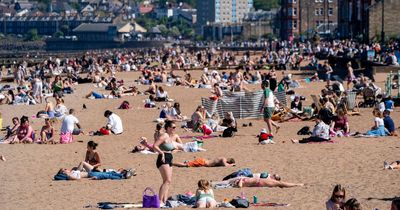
0 155 6 161
291 139 299 144
275 125 280 134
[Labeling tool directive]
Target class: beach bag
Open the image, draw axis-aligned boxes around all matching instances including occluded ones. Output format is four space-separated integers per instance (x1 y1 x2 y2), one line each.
230 198 249 208
222 127 236 138
202 124 213 135
142 187 160 208
297 126 312 135
54 173 68 181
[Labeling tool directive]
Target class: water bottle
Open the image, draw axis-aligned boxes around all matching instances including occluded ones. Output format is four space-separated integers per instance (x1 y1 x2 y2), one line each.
240 192 245 199
253 196 258 204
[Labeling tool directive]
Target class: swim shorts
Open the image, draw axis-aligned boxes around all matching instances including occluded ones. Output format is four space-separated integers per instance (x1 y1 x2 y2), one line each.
263 107 275 119
187 158 207 167
156 153 173 168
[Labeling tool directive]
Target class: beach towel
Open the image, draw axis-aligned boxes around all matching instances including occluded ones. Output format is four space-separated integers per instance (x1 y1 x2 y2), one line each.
180 135 218 140
251 202 290 207
306 139 338 144
59 132 73 144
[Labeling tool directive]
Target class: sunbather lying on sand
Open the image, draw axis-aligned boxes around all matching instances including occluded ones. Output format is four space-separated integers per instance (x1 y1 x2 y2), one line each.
173 157 235 167
212 175 303 188
384 160 400 170
55 167 134 180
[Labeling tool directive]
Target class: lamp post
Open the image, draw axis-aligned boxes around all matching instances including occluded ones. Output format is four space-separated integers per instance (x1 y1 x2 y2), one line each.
381 0 385 44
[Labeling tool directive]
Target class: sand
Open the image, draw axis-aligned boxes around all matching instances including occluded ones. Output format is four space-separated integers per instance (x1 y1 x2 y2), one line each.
0 70 399 210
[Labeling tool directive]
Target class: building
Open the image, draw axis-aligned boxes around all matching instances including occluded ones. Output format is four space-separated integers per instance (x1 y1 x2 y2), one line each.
0 15 113 35
280 0 339 40
196 0 253 34
337 0 374 40
72 22 134 41
368 0 400 41
242 9 280 40
338 0 400 41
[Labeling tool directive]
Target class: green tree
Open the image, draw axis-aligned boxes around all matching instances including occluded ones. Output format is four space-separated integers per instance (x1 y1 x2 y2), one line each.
53 31 64 38
168 26 181 37
26 28 39 41
60 25 70 36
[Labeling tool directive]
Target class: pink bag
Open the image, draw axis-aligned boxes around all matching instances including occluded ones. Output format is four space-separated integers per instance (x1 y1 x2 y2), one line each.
59 132 73 144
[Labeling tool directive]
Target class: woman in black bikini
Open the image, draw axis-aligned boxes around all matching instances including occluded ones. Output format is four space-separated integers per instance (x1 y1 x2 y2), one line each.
84 141 102 172
153 121 179 206
40 119 55 144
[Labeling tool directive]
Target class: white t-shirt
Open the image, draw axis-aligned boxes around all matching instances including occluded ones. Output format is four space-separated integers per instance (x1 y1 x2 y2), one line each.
108 113 123 134
61 114 79 133
374 117 384 127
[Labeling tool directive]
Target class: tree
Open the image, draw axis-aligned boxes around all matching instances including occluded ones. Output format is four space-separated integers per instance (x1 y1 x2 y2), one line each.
26 29 39 41
53 31 64 38
60 25 70 36
168 26 181 37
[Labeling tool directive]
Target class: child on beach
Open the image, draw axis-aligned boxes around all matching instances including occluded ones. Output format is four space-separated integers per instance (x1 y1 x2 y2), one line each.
365 108 387 136
195 180 217 208
40 118 55 144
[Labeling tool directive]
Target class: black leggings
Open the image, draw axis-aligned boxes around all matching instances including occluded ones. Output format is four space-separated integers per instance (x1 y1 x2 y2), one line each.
299 136 329 144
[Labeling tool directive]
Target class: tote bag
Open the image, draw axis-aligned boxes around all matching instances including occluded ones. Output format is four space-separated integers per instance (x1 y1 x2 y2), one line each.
142 187 160 208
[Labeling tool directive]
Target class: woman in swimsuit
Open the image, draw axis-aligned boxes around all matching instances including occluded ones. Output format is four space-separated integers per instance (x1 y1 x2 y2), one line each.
40 119 55 144
153 121 180 206
212 174 303 189
84 141 102 172
44 97 55 118
196 179 217 208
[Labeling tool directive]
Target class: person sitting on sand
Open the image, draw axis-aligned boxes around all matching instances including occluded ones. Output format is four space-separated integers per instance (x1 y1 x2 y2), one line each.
6 116 34 144
54 98 68 118
365 108 387 136
326 184 346 210
4 117 19 139
212 175 303 188
330 109 350 137
291 115 330 143
191 105 207 131
196 180 217 208
383 110 397 136
104 110 123 135
384 160 400 170
155 86 169 102
173 157 236 167
40 119 55 144
144 80 157 95
85 141 102 171
343 198 362 210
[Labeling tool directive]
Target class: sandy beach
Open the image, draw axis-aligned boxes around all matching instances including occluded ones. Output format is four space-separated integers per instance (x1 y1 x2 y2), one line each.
0 70 399 210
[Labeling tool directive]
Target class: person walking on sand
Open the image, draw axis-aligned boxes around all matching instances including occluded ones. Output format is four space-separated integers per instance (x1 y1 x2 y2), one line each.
261 80 280 135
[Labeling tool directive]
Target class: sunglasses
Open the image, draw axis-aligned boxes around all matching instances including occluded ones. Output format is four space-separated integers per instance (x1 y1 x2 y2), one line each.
334 194 344 199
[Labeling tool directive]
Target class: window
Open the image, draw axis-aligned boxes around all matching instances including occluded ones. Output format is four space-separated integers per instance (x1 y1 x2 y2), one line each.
288 20 293 29
293 8 297 16
315 8 319 16
316 21 321 27
328 8 333 16
319 8 324 15
293 20 297 29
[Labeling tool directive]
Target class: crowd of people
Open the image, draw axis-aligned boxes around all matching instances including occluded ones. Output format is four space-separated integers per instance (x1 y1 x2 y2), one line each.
1 39 399 209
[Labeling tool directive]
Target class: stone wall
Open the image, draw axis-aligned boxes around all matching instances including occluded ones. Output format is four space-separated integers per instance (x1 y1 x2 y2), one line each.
369 0 400 40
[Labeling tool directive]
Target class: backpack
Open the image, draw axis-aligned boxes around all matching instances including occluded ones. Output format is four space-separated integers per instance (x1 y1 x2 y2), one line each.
222 127 236 138
223 168 253 181
297 126 312 135
54 173 68 181
230 198 249 208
